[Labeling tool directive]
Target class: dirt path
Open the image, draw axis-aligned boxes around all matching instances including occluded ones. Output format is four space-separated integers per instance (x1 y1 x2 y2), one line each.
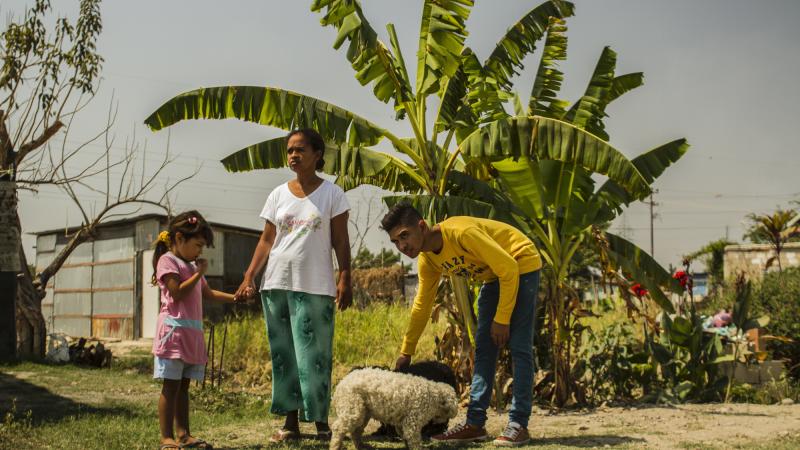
479 403 800 449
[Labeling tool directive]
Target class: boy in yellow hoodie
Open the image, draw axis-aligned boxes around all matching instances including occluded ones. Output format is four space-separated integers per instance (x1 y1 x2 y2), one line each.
381 203 542 447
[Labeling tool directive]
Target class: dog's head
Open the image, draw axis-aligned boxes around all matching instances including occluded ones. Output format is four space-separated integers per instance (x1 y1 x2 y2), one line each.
432 384 459 424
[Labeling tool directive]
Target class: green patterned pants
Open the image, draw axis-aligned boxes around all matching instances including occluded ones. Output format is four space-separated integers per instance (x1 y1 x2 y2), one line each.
261 289 335 422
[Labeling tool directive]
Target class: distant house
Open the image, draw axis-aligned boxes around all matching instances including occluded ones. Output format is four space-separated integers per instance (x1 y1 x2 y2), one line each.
724 242 800 281
33 214 260 340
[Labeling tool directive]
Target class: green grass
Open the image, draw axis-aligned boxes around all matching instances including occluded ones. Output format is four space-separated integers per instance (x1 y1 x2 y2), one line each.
205 302 447 388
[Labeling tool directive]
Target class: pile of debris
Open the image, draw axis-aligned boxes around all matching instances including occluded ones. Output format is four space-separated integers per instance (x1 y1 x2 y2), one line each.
45 334 112 368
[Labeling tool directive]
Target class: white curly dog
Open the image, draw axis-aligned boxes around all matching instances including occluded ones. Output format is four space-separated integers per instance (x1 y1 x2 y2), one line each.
330 367 459 450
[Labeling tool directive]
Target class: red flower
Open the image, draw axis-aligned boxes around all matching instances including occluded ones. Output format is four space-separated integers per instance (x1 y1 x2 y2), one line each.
673 270 689 288
630 283 648 298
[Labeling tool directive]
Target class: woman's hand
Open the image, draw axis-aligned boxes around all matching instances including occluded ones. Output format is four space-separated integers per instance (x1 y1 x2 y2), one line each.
235 277 257 303
335 277 352 311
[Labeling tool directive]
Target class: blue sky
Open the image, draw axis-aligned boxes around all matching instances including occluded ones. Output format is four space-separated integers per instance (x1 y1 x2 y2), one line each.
9 0 800 269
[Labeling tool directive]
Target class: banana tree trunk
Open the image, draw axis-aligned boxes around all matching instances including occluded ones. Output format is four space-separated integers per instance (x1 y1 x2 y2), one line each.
0 180 20 361
547 279 571 406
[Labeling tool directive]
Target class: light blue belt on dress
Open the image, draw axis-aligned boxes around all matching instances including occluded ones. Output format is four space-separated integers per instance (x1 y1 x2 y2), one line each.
159 316 203 346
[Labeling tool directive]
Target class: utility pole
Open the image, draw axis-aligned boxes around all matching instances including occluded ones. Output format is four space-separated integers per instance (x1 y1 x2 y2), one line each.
648 190 659 256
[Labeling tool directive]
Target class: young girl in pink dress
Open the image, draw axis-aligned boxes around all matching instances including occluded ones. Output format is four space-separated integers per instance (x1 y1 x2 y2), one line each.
152 210 239 450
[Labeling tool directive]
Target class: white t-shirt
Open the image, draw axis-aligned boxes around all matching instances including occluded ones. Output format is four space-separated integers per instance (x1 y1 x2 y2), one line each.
260 179 350 297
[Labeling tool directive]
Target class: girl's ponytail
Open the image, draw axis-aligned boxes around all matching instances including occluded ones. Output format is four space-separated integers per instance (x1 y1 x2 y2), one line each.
151 231 171 285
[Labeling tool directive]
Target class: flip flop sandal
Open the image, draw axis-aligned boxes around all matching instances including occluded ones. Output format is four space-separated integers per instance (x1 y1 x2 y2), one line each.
269 428 301 443
179 437 213 449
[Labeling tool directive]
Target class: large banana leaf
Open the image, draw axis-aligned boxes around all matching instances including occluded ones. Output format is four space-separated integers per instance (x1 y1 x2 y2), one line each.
608 72 644 104
145 86 386 147
491 158 546 219
528 17 569 118
592 138 690 222
463 49 510 124
460 116 650 197
416 0 474 98
220 136 393 178
483 0 574 91
563 46 616 140
434 51 478 139
604 231 679 313
311 0 411 107
444 170 530 230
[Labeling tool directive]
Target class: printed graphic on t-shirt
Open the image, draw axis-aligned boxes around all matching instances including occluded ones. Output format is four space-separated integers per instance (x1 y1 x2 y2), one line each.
439 255 488 278
279 214 322 237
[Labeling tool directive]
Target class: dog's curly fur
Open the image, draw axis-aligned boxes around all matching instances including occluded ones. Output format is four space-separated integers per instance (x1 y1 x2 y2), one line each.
329 367 458 450
373 361 457 438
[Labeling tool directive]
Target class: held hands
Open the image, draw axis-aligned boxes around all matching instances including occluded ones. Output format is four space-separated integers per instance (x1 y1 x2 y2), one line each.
234 277 258 304
490 321 510 348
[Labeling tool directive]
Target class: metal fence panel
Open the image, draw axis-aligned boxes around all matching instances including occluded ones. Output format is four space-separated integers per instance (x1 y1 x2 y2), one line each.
37 234 56 252
204 230 224 276
53 292 91 315
135 219 161 251
92 262 134 288
36 251 55 274
94 237 134 261
92 290 134 315
53 317 91 337
60 242 93 264
54 266 92 290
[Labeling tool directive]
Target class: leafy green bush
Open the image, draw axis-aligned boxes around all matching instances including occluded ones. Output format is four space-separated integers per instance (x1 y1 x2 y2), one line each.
701 269 799 378
752 268 800 378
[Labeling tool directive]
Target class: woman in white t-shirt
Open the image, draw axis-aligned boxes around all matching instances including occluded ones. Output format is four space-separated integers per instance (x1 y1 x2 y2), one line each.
236 128 352 442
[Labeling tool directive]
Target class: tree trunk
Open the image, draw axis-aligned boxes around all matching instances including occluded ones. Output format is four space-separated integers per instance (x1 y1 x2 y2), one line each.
16 243 46 357
0 180 20 361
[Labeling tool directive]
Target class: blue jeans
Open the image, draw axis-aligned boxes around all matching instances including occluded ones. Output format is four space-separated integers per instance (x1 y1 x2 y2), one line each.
466 270 540 428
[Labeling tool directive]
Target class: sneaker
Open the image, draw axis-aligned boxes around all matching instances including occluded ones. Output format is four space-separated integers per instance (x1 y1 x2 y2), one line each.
431 422 489 443
493 422 531 447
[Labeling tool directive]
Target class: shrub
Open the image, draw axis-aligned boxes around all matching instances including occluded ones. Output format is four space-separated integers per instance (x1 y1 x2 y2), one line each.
753 268 800 378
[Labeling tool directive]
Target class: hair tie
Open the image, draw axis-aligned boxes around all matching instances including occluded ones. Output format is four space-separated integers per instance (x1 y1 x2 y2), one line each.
158 230 170 244
188 216 198 225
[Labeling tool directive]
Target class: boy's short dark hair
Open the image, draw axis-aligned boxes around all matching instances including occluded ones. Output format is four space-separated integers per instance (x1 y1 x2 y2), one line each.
380 202 423 232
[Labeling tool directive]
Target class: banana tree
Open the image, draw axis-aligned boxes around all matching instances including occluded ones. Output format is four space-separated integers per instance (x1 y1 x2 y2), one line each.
446 16 692 404
144 0 615 381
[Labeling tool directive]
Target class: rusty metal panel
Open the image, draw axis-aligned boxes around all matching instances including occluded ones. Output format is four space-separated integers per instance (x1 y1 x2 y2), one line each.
135 218 161 251
54 266 92 290
37 234 56 252
53 317 90 337
92 290 134 315
92 261 134 288
94 237 134 262
92 317 133 339
53 292 91 315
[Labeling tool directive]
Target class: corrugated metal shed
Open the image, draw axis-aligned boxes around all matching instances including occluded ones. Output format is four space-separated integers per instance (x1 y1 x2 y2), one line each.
33 214 262 340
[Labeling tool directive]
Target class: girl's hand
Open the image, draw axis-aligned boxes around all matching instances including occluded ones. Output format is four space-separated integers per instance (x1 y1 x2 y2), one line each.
195 258 209 275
